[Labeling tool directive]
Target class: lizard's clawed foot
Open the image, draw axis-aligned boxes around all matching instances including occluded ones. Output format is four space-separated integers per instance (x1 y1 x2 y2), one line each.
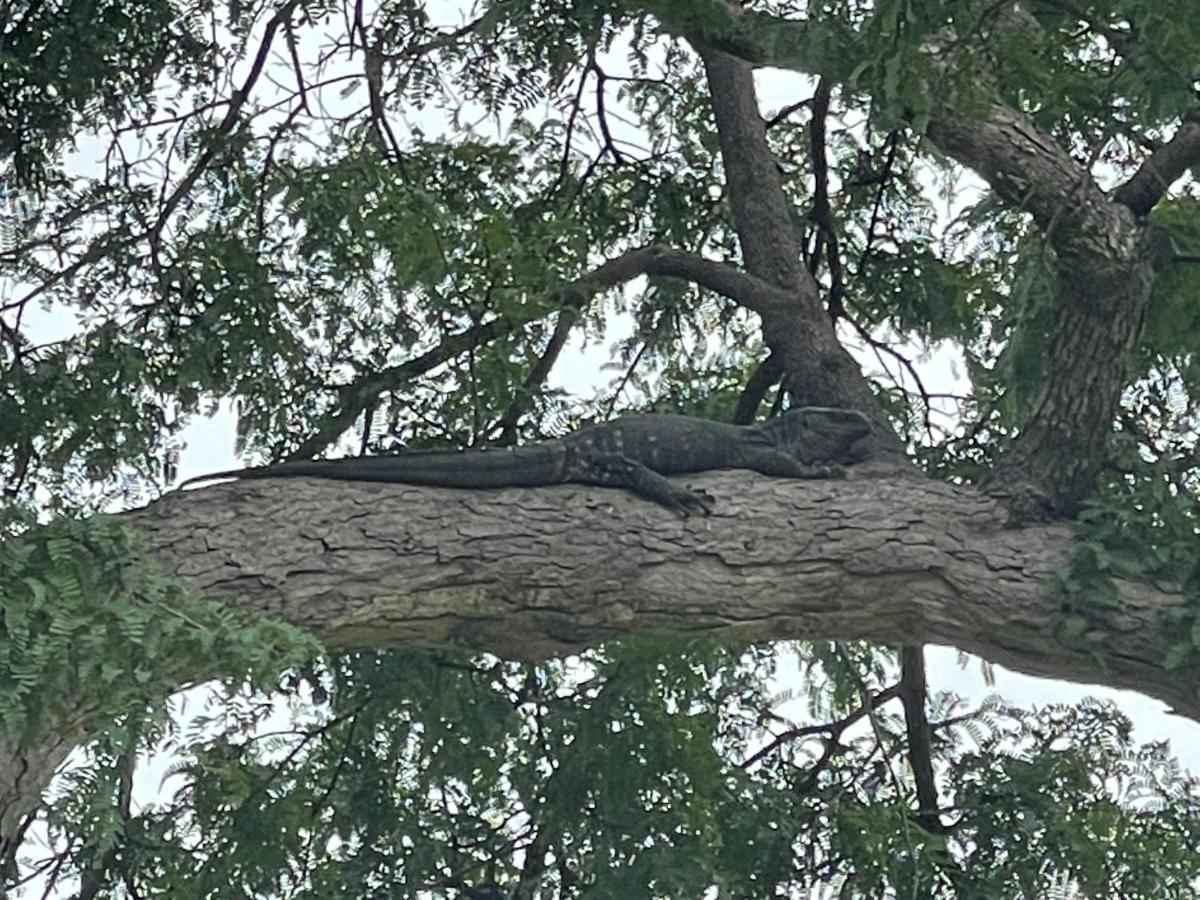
669 488 716 517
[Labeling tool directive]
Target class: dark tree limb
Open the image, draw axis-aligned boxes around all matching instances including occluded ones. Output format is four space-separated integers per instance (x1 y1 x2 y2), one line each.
806 77 846 322
695 45 905 460
493 309 578 445
1113 107 1200 217
76 737 135 900
590 53 626 166
899 646 945 834
358 5 407 170
740 684 903 770
732 353 784 425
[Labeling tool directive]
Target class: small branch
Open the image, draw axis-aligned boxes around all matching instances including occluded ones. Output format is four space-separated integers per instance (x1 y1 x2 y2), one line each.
154 0 303 236
854 131 902 283
1032 0 1136 56
254 99 306 243
549 61 591 197
741 684 903 771
846 313 934 439
806 77 846 322
76 730 136 900
591 55 626 166
764 98 811 131
283 17 311 114
358 402 375 456
287 316 515 461
394 12 486 58
493 309 579 445
360 17 406 171
732 352 784 425
899 646 947 834
604 340 651 417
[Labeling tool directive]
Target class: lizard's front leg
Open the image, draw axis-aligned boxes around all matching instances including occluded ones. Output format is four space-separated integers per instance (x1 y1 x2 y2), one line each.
742 449 847 479
582 455 715 516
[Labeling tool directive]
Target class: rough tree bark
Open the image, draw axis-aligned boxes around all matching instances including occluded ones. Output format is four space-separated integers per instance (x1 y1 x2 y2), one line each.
1 714 98 879
697 46 905 461
696 43 949 827
123 475 1192 717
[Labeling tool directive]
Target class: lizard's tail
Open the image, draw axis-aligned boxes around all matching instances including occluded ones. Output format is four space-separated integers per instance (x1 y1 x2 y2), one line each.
179 444 563 489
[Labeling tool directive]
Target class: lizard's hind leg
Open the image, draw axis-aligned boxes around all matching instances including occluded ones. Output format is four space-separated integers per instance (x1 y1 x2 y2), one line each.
582 455 715 517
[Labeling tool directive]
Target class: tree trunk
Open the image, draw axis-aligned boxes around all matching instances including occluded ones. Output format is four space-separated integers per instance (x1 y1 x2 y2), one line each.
1 719 93 880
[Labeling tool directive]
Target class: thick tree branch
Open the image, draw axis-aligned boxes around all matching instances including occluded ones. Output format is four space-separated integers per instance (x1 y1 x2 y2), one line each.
924 107 1155 512
0 706 99 876
1113 108 1200 217
653 0 857 78
691 47 810 291
135 474 1195 718
924 107 1140 275
695 45 906 460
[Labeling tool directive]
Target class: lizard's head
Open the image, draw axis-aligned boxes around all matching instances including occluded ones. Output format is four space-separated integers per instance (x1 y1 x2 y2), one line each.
755 407 873 463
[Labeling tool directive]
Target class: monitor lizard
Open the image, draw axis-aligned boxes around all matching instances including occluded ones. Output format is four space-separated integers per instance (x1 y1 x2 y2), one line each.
179 407 872 515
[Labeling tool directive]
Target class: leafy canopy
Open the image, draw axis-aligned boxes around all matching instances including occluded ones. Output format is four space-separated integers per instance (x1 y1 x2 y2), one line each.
2 0 1200 896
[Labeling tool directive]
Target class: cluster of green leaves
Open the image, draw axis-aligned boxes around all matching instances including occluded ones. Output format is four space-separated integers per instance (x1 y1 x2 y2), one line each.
49 637 780 897
804 0 1200 142
1050 430 1199 665
18 634 1194 898
0 511 320 893
945 699 1200 896
0 513 318 738
0 0 212 189
992 0 1200 139
1143 198 1200 370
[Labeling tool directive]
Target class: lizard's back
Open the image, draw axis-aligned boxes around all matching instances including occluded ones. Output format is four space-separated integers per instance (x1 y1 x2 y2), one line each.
562 415 744 474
